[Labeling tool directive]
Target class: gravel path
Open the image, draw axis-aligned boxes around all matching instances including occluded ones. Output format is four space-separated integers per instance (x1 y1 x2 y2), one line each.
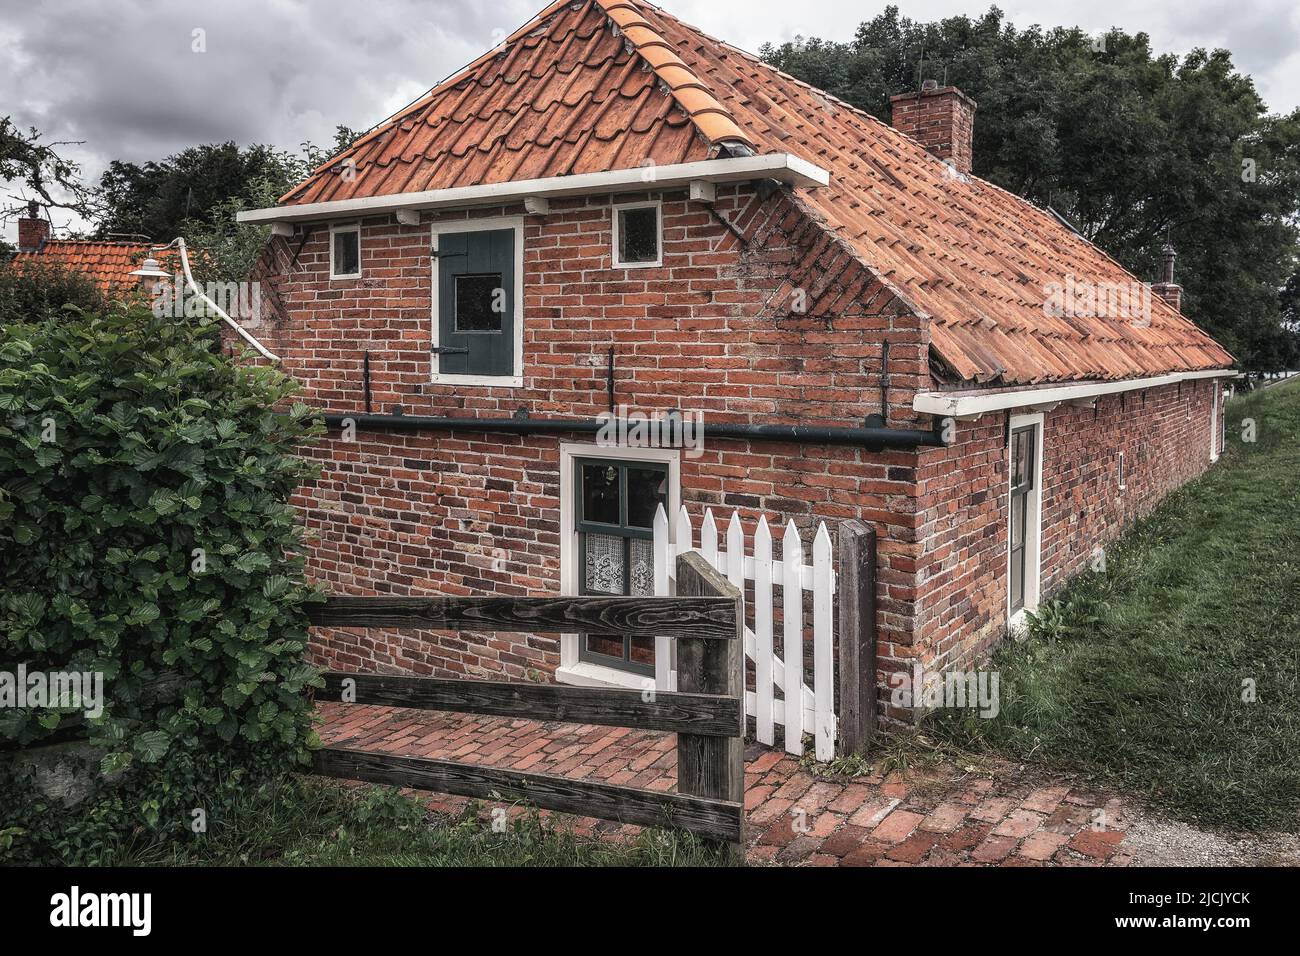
1123 812 1300 866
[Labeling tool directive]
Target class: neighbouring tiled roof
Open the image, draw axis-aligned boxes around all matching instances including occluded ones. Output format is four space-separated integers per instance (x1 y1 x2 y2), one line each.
279 0 1235 387
13 240 161 294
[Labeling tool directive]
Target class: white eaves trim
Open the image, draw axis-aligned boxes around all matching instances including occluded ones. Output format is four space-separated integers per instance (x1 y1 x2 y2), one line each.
236 154 830 225
914 368 1238 418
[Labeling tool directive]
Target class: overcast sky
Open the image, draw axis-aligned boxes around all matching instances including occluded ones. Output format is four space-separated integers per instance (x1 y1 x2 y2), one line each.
3 0 1299 241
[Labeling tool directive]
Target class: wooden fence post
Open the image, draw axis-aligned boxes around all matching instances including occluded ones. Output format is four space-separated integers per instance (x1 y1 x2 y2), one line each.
675 551 744 854
837 520 877 756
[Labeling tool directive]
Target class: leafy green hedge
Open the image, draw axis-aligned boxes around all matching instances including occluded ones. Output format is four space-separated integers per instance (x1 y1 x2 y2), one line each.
0 258 105 324
0 303 323 862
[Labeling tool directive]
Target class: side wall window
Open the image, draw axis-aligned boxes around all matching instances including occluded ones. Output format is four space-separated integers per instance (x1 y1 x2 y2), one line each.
612 201 661 268
330 225 361 279
1008 413 1044 623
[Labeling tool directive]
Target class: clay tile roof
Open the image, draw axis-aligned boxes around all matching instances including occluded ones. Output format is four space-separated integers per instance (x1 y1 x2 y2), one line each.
12 240 174 294
278 0 1234 388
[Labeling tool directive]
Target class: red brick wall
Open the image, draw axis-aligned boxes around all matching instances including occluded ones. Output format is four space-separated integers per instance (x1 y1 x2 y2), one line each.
264 184 931 683
258 182 1222 727
903 378 1219 721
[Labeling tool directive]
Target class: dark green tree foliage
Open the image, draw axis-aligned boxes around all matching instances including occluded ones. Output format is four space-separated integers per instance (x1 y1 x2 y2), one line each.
762 6 1300 371
94 127 360 244
0 304 323 861
95 142 303 242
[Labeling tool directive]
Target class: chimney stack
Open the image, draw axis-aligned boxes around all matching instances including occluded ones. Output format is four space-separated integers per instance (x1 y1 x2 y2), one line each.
1152 241 1182 312
18 201 51 253
890 80 977 175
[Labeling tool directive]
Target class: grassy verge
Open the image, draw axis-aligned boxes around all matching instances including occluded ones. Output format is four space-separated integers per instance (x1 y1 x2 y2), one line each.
931 379 1300 831
106 776 734 866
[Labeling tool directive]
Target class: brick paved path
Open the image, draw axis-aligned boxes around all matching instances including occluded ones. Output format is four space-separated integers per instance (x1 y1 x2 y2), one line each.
318 702 1132 866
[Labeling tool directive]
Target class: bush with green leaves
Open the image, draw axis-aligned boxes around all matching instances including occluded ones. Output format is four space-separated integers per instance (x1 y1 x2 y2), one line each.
0 258 105 324
0 302 323 862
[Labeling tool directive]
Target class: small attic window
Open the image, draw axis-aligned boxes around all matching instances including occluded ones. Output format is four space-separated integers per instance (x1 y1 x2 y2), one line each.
613 201 661 267
331 224 361 278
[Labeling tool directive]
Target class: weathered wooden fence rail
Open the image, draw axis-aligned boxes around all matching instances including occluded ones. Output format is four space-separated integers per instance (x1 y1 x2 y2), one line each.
307 551 746 847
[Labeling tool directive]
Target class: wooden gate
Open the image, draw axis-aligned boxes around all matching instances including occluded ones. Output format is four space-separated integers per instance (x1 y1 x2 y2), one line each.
307 552 745 846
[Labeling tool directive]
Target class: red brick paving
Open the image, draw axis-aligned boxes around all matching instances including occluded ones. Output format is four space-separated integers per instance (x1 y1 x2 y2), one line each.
317 702 1132 866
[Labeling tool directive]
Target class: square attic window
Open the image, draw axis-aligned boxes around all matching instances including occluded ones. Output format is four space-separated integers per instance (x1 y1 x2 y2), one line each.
614 203 660 267
331 226 360 278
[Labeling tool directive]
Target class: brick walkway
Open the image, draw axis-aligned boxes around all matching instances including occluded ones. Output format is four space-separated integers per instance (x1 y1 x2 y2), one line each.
317 702 1133 866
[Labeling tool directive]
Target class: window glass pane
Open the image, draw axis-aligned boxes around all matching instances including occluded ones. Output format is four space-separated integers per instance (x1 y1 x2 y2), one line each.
454 273 505 332
581 464 620 525
1010 549 1024 610
1011 494 1025 548
1011 431 1026 487
629 538 655 595
626 467 666 528
583 532 624 594
618 206 658 263
629 637 655 665
585 634 625 659
333 230 359 275
1023 429 1036 489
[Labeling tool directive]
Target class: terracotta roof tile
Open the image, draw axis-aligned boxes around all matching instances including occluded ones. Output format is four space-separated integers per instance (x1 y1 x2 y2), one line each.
277 0 1234 387
12 240 169 294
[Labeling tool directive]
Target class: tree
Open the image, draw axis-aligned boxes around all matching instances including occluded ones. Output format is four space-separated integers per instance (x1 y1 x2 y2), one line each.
94 127 360 283
94 127 359 244
0 117 97 224
761 5 1300 371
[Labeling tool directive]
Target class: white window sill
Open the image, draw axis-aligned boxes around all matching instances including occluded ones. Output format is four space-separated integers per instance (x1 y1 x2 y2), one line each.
429 374 523 388
555 661 651 690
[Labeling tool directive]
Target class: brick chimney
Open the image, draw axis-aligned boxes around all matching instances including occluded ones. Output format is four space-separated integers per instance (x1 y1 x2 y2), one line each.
18 201 50 252
1152 242 1182 312
890 80 978 175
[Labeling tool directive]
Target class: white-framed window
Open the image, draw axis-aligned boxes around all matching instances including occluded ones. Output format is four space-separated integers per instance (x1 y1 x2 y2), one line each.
429 216 524 388
329 223 361 279
611 199 662 268
1008 411 1044 630
555 442 680 689
1209 382 1220 462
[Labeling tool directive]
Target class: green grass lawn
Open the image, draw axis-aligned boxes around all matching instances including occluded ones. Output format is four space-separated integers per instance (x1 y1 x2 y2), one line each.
932 378 1300 832
111 776 733 866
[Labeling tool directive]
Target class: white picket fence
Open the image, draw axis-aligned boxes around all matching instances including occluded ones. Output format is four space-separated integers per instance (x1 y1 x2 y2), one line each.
652 504 838 760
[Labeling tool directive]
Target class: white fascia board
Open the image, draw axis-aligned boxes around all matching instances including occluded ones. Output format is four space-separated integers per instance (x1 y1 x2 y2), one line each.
914 368 1237 418
236 154 830 225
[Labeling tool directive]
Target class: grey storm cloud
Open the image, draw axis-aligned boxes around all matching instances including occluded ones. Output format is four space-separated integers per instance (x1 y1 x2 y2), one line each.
1 0 1298 236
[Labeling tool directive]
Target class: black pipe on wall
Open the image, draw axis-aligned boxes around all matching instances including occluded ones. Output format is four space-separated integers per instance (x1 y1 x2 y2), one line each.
318 412 948 450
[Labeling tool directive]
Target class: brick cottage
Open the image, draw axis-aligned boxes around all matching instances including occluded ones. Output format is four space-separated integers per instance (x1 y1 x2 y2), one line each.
234 0 1234 739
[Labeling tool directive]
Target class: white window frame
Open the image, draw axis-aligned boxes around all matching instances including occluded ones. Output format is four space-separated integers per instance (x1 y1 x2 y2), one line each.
1007 411 1045 631
429 215 525 388
611 199 662 269
329 222 362 279
1209 383 1220 462
555 442 680 689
